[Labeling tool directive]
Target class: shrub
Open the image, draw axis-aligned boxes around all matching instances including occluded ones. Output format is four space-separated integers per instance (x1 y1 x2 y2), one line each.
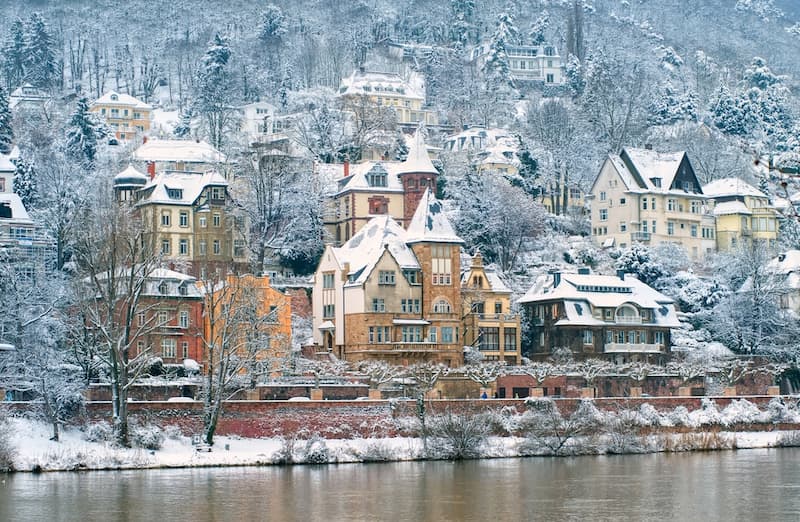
272 436 296 465
83 421 114 443
427 413 488 460
776 431 800 447
0 415 14 472
301 435 330 464
131 425 165 450
354 441 396 463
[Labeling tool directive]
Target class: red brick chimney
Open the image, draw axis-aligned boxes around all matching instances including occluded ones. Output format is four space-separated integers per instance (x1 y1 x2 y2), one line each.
343 161 350 177
147 161 156 180
142 136 148 144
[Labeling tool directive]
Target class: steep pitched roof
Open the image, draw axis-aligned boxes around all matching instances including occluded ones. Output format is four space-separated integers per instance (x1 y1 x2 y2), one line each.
599 148 702 196
396 130 438 175
334 215 419 286
138 171 228 206
406 188 464 245
335 161 405 195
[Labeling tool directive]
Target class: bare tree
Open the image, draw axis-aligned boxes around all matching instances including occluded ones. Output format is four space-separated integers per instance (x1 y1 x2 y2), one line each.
461 361 507 391
358 360 401 391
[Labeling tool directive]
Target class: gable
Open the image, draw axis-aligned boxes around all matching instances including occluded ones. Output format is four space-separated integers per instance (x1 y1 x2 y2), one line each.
668 154 702 194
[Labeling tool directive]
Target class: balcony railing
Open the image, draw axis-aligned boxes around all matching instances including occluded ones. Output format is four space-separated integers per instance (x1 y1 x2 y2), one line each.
631 231 651 242
348 343 459 353
474 313 519 322
604 343 663 353
615 315 642 324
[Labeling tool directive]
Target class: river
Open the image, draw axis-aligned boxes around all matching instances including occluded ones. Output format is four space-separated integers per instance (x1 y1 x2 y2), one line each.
2 449 799 521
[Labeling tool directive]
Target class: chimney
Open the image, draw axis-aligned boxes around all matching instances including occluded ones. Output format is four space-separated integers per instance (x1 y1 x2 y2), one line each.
142 136 148 144
147 161 156 180
343 161 350 177
617 269 626 281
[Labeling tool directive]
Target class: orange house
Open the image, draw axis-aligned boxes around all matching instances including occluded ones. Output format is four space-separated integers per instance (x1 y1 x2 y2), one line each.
90 91 153 141
202 274 292 376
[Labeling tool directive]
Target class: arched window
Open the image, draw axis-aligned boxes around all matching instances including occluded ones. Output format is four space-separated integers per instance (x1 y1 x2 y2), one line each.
158 281 168 295
433 298 451 314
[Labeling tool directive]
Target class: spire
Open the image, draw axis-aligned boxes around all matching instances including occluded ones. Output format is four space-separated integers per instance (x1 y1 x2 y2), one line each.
406 188 463 245
397 128 437 175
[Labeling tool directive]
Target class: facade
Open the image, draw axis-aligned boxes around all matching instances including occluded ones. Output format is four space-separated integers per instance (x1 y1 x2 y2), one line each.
0 192 54 271
9 83 50 112
470 42 565 85
121 169 247 278
338 69 439 128
762 250 800 314
589 147 715 259
128 269 205 367
132 138 227 176
90 91 153 141
442 126 520 175
313 189 465 366
702 178 778 251
461 251 522 365
325 131 439 244
203 274 292 376
518 270 680 364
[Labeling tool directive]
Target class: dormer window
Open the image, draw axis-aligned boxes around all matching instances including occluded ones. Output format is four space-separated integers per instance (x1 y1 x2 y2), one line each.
158 281 168 295
651 178 662 188
167 188 183 200
110 94 118 101
178 283 188 296
366 165 388 188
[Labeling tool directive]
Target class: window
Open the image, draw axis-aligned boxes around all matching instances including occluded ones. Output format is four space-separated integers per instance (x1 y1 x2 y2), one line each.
652 220 657 234
378 270 396 285
690 201 701 214
428 327 437 343
199 216 207 228
403 270 419 285
433 299 451 314
212 213 221 227
432 245 452 285
179 212 189 227
667 222 674 236
322 272 335 289
167 188 183 200
642 221 648 233
198 240 207 256
495 302 503 314
401 299 421 313
620 198 626 205
366 165 388 187
667 199 676 211
181 342 189 359
179 239 188 255
401 326 422 342
599 209 608 221
158 311 169 325
134 112 141 119
642 198 648 210
599 191 607 201
691 224 698 237
479 327 499 351
234 240 245 257
442 327 454 343
504 329 517 352
161 239 170 255
546 73 554 83
179 310 189 328
161 212 171 226
372 298 386 312
158 281 169 295
620 222 627 232
213 240 220 255
368 326 390 343
583 330 593 345
161 338 176 358
654 331 664 345
137 312 146 327
323 304 335 318
210 187 225 200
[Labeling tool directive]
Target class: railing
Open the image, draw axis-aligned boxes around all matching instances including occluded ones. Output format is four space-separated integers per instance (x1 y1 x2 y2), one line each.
348 343 458 353
615 316 642 325
604 343 663 353
631 231 651 242
475 313 519 322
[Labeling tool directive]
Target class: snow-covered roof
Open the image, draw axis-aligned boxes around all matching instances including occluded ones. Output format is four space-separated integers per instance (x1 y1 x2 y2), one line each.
712 200 751 216
334 215 420 286
93 90 152 110
133 139 226 164
114 165 148 185
485 269 511 293
603 148 698 196
397 130 438 175
143 269 202 298
702 178 766 199
406 188 464 245
0 193 32 224
339 69 425 100
519 272 680 327
335 161 405 194
139 171 227 206
769 250 800 276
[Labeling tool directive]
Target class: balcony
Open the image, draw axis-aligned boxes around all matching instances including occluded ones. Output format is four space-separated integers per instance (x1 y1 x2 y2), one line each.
631 231 651 242
741 228 752 237
615 315 642 325
604 343 663 353
348 343 459 353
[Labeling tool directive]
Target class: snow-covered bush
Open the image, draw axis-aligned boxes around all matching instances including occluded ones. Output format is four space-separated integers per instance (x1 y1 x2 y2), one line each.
353 440 396 463
427 413 489 460
0 415 13 472
83 421 114 443
720 399 769 426
776 431 800 447
272 436 296 465
131 424 165 450
301 435 330 464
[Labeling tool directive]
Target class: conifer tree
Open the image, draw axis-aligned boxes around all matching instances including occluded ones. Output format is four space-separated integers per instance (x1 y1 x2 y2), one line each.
12 155 37 209
195 34 233 149
65 97 106 169
0 85 13 155
173 106 192 138
2 19 26 89
24 13 58 90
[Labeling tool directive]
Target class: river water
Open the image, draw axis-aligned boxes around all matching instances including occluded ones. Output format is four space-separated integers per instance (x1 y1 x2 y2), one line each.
2 449 799 521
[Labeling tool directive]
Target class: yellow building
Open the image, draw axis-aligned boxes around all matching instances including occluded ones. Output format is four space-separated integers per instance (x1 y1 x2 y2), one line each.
590 147 716 260
338 69 439 129
90 91 152 141
461 251 522 365
702 178 778 251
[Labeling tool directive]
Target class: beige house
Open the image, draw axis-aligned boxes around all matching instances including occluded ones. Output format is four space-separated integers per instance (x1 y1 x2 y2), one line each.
90 91 152 141
470 42 565 85
702 178 778 251
589 147 715 260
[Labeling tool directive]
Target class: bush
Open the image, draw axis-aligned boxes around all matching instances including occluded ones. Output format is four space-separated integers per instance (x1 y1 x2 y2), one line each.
301 435 330 464
131 425 165 450
0 416 14 472
83 421 114 443
354 440 396 463
272 436 296 465
776 431 800 447
426 413 488 460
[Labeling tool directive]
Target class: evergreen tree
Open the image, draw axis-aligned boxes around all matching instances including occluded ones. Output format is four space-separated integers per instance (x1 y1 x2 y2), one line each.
12 155 37 209
24 13 58 90
173 106 192 138
648 82 698 126
278 64 293 110
483 12 518 91
195 34 233 150
259 5 287 47
65 97 107 169
0 85 13 155
391 130 408 161
529 11 549 45
2 19 26 89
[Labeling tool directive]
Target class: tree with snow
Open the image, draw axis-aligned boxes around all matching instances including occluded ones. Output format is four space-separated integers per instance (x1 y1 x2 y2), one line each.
614 244 669 286
64 97 107 170
12 154 37 209
529 11 550 46
358 360 401 392
259 5 288 48
172 106 192 138
462 361 507 390
647 82 698 126
194 34 235 150
23 13 58 90
2 19 26 89
0 85 13 155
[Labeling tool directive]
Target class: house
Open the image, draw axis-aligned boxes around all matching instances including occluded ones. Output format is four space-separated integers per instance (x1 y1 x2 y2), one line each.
312 189 464 366
443 126 520 175
325 130 439 244
589 147 716 259
470 42 565 85
90 91 153 141
132 138 227 176
118 168 247 278
702 177 778 251
127 268 205 367
762 250 800 314
518 269 680 364
0 152 14 194
202 274 292 377
338 69 439 129
461 251 521 365
0 192 54 271
8 83 50 112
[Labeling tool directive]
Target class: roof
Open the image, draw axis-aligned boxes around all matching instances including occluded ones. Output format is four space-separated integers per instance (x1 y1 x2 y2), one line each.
406 188 464 245
712 200 751 216
133 139 226 164
93 91 152 110
0 193 32 224
485 269 511 293
703 178 766 199
396 130 438 175
0 152 15 172
139 171 228 206
114 165 148 185
339 69 425 100
519 272 680 328
335 161 405 195
334 215 420 286
600 148 700 196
